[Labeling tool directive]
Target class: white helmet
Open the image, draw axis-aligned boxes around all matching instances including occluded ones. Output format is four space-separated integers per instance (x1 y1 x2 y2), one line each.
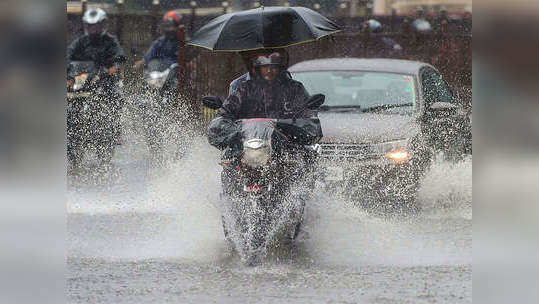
83 8 107 24
411 18 432 33
83 8 108 37
363 19 383 33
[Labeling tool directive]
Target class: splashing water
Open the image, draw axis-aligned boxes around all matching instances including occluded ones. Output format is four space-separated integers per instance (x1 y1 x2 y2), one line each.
303 154 472 267
68 137 471 269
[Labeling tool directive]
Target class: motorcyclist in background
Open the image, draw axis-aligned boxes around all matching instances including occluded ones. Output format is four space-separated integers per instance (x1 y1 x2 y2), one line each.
133 10 198 163
135 10 195 69
67 8 126 93
67 8 126 149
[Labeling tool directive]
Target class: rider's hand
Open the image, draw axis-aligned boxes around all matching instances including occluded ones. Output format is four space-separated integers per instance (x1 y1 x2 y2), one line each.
108 65 119 75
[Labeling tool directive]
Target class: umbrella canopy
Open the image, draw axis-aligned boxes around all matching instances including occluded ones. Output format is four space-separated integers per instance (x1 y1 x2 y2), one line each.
188 6 341 52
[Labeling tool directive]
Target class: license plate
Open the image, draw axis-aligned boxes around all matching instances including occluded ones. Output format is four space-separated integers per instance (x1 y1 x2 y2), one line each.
325 166 344 181
243 184 272 192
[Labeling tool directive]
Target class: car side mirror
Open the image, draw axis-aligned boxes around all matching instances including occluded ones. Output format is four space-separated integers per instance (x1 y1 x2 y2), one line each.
306 94 325 110
202 96 223 110
424 102 461 120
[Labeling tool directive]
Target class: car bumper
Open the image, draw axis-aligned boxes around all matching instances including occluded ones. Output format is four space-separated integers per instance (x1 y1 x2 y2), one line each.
317 157 421 194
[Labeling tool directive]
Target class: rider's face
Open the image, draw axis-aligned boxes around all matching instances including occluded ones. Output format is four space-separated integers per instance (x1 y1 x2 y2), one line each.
260 65 279 81
86 22 106 36
163 25 177 34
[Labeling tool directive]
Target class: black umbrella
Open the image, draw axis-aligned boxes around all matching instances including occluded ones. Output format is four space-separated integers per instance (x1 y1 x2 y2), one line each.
188 6 341 52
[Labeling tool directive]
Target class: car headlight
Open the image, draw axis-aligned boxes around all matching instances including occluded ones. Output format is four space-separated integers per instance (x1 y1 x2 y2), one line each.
386 150 410 162
242 139 271 168
374 139 411 163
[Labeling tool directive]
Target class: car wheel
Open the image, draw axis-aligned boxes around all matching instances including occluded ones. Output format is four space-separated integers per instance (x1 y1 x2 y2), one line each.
443 137 468 163
366 178 422 216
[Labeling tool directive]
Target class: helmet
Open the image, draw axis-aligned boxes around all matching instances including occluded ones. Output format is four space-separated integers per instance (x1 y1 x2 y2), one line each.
416 6 425 17
162 10 183 28
83 8 108 37
251 51 287 81
239 48 289 70
362 19 383 33
411 18 432 33
83 8 107 25
251 51 286 68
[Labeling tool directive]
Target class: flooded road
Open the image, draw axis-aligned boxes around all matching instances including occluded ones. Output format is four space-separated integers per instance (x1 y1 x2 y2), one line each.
67 137 471 304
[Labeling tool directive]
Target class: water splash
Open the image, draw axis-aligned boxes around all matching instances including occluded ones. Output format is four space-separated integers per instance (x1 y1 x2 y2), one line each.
302 156 472 267
68 139 471 268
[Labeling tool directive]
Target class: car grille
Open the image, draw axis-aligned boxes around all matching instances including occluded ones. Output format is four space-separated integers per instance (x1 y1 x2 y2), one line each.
320 143 380 161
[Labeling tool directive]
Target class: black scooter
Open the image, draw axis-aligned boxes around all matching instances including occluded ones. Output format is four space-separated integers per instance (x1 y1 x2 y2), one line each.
131 59 182 165
204 94 325 265
67 61 122 172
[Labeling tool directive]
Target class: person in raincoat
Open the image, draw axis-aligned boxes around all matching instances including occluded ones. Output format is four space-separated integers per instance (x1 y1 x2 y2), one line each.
228 48 291 96
223 49 309 119
209 49 313 150
66 8 126 146
135 11 182 68
209 50 319 208
67 8 126 90
135 10 196 70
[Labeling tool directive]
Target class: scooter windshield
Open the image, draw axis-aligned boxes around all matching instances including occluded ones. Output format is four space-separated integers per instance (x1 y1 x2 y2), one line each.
146 59 174 73
68 61 96 78
241 119 275 142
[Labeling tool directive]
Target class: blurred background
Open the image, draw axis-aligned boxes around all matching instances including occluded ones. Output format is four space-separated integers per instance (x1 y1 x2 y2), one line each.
1 0 539 303
66 0 472 111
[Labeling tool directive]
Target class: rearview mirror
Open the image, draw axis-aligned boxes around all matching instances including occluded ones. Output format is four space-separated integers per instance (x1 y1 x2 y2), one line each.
306 94 325 110
424 102 460 120
202 96 223 110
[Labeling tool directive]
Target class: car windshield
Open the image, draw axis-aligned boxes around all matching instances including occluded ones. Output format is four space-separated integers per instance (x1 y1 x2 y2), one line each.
292 71 417 114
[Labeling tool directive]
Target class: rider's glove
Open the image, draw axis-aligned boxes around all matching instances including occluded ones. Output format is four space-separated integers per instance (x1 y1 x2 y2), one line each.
208 117 241 150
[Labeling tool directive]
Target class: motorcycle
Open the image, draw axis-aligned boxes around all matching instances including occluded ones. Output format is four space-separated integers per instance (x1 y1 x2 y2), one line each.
131 59 181 164
67 61 122 171
204 94 325 265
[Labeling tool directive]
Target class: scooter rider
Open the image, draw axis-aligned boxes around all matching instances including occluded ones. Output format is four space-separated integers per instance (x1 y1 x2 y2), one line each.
67 8 126 118
209 50 319 237
66 8 126 157
221 49 311 121
67 8 126 89
210 49 313 150
135 10 195 69
228 49 291 96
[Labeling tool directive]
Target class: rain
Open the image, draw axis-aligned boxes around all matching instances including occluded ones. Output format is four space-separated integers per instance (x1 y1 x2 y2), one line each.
66 1 472 303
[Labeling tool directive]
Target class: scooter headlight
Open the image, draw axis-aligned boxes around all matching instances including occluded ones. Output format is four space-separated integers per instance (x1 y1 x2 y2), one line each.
73 73 88 91
146 70 169 89
242 139 271 168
